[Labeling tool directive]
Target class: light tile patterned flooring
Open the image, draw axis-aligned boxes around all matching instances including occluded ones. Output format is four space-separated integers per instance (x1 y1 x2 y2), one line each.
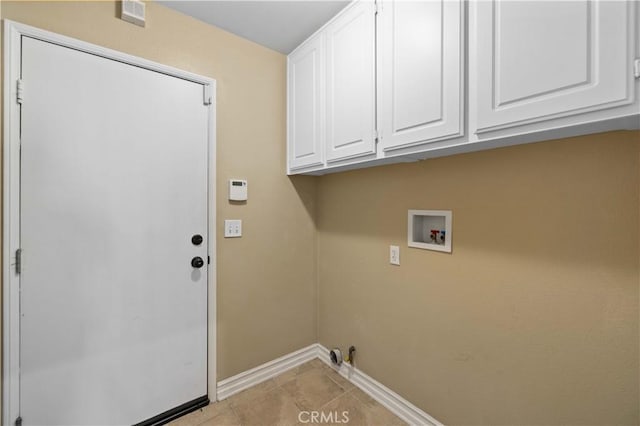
169 359 406 426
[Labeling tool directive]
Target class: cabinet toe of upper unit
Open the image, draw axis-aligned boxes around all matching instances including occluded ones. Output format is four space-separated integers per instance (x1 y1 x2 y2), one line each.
287 0 640 176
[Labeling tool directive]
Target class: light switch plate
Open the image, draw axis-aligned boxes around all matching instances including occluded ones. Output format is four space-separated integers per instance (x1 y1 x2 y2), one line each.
390 245 400 265
224 219 242 238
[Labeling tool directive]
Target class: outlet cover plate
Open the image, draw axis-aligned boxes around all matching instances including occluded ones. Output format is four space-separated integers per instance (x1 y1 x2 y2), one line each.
390 245 400 265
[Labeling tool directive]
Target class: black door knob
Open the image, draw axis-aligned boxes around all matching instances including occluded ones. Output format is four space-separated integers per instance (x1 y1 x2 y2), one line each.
191 234 203 246
191 256 204 268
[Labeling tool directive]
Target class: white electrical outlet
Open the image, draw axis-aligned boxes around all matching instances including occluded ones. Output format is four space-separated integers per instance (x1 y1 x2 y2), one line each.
390 245 400 265
224 220 242 238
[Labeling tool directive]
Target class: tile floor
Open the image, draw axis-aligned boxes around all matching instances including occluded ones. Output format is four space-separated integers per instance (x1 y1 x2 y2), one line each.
168 359 406 426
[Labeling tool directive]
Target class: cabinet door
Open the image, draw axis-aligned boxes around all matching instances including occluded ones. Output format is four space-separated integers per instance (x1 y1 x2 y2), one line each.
473 0 634 133
288 33 324 171
378 0 464 152
326 1 376 162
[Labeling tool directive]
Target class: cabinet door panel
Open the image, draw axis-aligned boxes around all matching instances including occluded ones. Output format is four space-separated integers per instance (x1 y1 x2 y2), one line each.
326 1 376 162
378 0 464 151
288 34 324 171
473 0 633 133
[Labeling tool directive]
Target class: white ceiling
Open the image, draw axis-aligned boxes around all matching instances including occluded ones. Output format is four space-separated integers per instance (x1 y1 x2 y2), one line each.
158 1 350 54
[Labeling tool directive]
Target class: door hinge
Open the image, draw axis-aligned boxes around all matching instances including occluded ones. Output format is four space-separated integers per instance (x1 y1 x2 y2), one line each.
15 416 22 426
203 84 212 106
374 0 380 14
634 59 640 79
15 249 22 275
374 129 380 144
16 79 24 104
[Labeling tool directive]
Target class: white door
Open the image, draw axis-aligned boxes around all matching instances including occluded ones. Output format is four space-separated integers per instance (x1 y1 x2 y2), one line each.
19 36 209 425
325 0 376 163
288 33 325 171
472 0 634 133
378 0 464 152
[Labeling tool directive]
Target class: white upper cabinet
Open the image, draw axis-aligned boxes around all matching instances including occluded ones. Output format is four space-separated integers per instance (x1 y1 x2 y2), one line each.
472 0 634 133
286 0 638 175
378 0 464 152
325 1 377 162
288 33 325 171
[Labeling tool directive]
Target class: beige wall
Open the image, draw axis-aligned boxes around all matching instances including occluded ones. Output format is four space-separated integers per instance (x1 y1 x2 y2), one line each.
0 0 318 385
318 131 640 425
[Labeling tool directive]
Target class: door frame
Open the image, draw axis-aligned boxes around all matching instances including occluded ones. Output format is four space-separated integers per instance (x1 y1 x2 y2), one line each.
2 20 217 425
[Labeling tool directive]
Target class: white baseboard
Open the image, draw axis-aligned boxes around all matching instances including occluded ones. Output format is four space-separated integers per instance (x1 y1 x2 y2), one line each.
316 345 442 426
216 343 318 401
217 343 442 426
